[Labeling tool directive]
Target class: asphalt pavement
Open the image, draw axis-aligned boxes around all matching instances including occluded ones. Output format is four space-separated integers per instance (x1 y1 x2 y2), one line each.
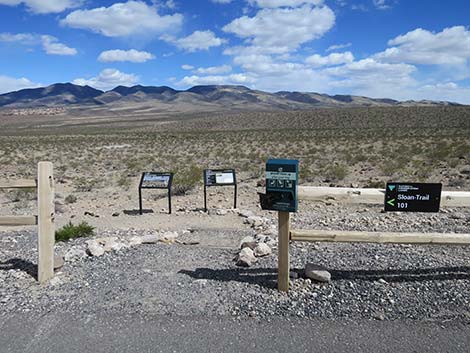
1 312 469 353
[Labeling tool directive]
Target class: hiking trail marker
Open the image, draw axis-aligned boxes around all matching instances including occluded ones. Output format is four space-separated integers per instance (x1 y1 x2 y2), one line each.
203 169 237 212
384 182 442 212
139 172 173 215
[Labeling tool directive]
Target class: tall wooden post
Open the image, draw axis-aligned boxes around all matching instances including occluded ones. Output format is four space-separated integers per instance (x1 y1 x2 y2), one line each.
37 162 54 283
278 211 290 292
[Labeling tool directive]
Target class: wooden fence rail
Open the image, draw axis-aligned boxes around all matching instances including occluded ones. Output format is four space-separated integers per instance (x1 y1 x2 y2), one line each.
277 186 470 292
0 162 55 283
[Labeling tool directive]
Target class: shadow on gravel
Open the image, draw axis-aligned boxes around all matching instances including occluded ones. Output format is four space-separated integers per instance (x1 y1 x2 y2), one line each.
179 268 278 289
330 266 470 282
0 258 37 280
123 209 154 216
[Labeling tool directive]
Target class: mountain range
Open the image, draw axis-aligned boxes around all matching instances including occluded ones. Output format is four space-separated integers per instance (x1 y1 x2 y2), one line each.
0 83 462 110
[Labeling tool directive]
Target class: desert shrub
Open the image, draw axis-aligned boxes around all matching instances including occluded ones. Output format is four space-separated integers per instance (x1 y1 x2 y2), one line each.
64 194 77 204
172 164 203 196
324 164 349 181
74 177 100 192
364 179 385 188
55 221 94 242
6 188 36 202
117 174 131 190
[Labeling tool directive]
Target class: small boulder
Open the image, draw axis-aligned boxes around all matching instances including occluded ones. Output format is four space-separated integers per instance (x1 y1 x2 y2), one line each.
129 236 143 246
245 216 264 227
64 247 87 262
305 263 331 283
216 209 228 216
241 241 258 250
236 247 257 267
254 243 272 257
141 234 160 244
86 240 105 257
49 276 62 286
96 237 118 252
111 242 126 252
239 236 255 248
160 231 178 243
112 212 120 217
238 210 254 218
54 201 67 214
54 254 65 270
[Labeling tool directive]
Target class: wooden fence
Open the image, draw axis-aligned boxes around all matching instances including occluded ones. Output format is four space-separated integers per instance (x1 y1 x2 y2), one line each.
0 162 55 283
277 186 470 292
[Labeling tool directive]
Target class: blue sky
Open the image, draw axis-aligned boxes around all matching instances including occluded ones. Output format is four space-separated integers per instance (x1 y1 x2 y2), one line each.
0 0 469 103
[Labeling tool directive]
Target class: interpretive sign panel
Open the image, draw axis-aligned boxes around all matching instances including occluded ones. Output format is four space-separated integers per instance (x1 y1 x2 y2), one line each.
384 182 442 213
141 172 172 189
138 172 173 215
203 169 237 211
204 169 236 186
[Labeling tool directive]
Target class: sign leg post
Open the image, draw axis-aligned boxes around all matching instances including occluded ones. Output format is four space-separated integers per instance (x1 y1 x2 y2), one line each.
278 211 290 292
37 162 54 284
139 187 143 215
204 185 207 212
168 189 172 214
234 184 237 209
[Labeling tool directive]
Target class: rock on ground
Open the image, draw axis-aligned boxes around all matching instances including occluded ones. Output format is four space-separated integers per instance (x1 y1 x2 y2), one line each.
305 263 331 283
236 247 257 267
254 243 272 257
86 240 105 257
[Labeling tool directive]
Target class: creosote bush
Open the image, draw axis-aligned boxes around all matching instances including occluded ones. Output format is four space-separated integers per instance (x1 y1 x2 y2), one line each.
64 194 77 204
172 164 203 196
55 221 94 242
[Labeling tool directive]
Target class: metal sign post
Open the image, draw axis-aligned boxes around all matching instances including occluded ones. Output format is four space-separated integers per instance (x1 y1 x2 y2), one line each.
203 169 237 212
138 172 173 215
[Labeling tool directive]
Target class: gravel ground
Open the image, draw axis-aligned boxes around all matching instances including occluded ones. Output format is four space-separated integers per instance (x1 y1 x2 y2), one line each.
1 204 469 323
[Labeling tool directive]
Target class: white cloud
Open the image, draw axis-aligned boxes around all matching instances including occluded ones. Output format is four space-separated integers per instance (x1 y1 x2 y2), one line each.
163 0 176 9
249 0 324 8
412 82 470 104
375 26 470 66
0 0 81 13
0 32 77 56
372 0 391 10
0 32 35 43
326 42 351 52
195 65 232 75
319 58 417 99
306 51 354 67
181 64 194 70
41 35 77 55
177 73 255 87
61 1 183 37
98 49 155 63
72 68 139 91
233 54 305 75
0 75 41 94
170 30 226 52
223 4 335 54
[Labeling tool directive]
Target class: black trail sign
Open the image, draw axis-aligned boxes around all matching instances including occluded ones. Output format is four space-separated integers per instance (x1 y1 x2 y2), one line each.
203 169 237 212
139 172 173 215
384 183 442 213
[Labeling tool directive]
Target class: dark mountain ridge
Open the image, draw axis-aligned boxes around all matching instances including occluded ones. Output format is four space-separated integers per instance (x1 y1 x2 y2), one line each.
0 82 462 109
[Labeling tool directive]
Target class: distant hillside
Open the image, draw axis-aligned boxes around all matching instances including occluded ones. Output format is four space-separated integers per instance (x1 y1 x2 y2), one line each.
0 83 462 110
0 83 103 107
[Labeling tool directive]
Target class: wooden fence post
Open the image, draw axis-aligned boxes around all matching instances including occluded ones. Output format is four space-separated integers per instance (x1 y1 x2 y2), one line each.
278 211 290 292
37 162 54 283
